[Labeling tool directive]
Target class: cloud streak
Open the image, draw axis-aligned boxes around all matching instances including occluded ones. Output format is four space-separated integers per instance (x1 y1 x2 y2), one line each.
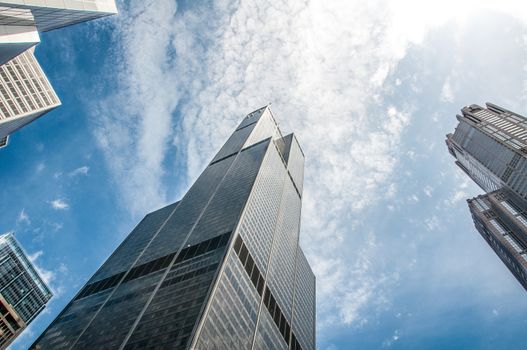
17 209 30 225
28 250 55 286
68 166 89 177
49 199 69 210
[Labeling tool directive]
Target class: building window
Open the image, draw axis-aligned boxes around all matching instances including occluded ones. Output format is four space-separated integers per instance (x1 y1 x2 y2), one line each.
489 219 507 235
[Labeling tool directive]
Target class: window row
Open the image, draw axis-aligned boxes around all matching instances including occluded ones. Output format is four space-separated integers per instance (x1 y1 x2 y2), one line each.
76 232 230 300
233 235 304 350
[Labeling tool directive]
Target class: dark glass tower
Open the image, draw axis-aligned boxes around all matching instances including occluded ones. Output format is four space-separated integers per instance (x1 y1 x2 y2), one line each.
447 103 527 291
32 106 316 350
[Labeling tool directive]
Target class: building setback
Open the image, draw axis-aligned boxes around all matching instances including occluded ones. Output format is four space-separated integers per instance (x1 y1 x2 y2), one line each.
31 106 316 350
447 102 527 292
0 233 52 350
0 0 117 148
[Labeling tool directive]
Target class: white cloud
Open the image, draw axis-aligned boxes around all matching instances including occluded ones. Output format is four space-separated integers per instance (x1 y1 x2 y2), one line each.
444 190 469 207
17 208 30 225
36 162 45 173
49 199 69 210
425 216 440 232
440 76 454 103
27 250 43 262
408 194 420 203
28 250 55 286
58 263 68 274
52 222 64 232
89 0 527 329
382 329 401 348
423 185 433 197
68 166 89 177
492 308 499 317
91 0 417 328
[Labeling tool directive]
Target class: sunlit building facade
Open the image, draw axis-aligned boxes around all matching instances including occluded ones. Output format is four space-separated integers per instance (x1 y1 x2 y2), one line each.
0 233 52 349
32 106 316 350
0 48 60 148
447 102 527 291
0 0 117 148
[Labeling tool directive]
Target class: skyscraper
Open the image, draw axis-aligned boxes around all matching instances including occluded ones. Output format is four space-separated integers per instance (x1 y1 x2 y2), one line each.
0 0 117 148
32 106 316 350
447 102 527 291
0 48 60 148
0 233 52 349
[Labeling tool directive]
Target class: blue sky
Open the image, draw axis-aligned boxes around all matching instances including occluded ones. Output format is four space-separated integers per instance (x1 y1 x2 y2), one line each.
2 0 527 349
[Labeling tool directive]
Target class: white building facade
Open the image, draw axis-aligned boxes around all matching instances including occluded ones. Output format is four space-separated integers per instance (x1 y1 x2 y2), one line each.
0 0 117 148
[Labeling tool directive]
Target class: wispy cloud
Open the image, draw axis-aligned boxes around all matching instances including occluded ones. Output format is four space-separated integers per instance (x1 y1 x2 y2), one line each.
382 329 401 348
88 0 527 329
425 216 440 232
27 251 68 301
68 166 89 177
36 162 45 173
58 263 68 274
51 222 64 232
27 250 43 262
423 185 434 197
90 0 418 327
49 199 69 210
440 76 455 103
28 250 55 286
17 209 30 225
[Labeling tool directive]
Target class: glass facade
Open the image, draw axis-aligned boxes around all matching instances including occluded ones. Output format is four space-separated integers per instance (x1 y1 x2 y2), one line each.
0 233 52 349
446 103 527 198
448 103 527 293
32 107 316 350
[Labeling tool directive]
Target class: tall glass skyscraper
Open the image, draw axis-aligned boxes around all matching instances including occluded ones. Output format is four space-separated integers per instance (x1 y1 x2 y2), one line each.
0 0 117 148
447 102 527 291
0 233 52 349
32 106 316 350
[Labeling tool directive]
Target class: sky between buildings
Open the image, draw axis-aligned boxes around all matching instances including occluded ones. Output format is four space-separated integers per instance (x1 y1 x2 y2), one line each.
1 0 527 349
